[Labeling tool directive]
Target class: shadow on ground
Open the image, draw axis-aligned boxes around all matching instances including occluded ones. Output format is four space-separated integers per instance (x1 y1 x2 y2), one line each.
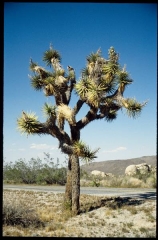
79 196 144 214
123 192 156 200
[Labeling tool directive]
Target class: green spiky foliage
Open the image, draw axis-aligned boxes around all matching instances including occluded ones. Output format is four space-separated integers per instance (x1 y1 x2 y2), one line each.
73 140 100 163
75 78 105 107
116 70 133 90
20 45 148 153
125 98 148 118
102 62 119 76
42 102 56 118
29 59 38 71
81 67 89 78
29 75 44 91
86 52 101 63
17 112 43 136
57 103 76 126
86 84 106 107
76 47 147 116
43 76 55 85
104 110 118 122
18 45 148 155
43 48 61 67
108 46 119 63
74 77 91 99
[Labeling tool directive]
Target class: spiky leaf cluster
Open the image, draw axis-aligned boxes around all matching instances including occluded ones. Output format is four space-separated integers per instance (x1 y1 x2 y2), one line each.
75 48 120 108
116 70 133 91
29 59 38 71
108 46 119 63
29 75 43 91
125 98 148 118
17 112 43 136
73 140 100 163
74 78 91 99
42 103 56 118
99 76 117 94
42 77 55 96
43 49 61 67
102 62 118 76
86 84 106 107
104 110 117 122
81 67 89 78
86 52 101 63
43 76 55 85
57 104 76 126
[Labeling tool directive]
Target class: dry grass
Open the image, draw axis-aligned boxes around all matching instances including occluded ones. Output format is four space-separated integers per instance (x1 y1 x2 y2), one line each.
3 189 156 237
80 173 156 188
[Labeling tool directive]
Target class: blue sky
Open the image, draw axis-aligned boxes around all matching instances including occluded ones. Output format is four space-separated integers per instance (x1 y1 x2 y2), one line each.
4 3 157 166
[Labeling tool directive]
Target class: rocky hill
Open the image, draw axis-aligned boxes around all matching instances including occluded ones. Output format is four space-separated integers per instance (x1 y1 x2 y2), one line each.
80 155 156 176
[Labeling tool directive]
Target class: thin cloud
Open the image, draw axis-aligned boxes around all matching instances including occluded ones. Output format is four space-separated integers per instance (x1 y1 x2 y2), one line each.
18 148 25 151
30 143 57 150
102 147 127 153
8 149 16 152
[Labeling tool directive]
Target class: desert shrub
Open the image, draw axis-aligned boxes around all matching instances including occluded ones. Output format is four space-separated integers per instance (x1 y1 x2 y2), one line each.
80 179 93 187
80 170 156 188
90 179 100 187
3 202 44 228
120 176 145 188
38 165 66 185
146 175 157 188
80 169 90 179
3 158 43 184
132 171 157 188
102 176 123 188
36 153 67 185
3 161 22 183
3 153 67 185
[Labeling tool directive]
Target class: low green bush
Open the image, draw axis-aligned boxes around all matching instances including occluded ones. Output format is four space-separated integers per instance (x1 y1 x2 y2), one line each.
3 153 67 185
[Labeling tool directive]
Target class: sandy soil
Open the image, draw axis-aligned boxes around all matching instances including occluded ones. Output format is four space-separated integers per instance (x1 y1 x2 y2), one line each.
3 190 156 237
63 200 156 237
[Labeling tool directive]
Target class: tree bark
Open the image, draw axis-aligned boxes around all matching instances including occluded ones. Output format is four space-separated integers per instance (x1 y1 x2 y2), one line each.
71 154 80 215
64 156 72 209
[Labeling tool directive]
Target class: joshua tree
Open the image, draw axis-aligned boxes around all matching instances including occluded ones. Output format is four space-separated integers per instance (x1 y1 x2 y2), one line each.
17 45 147 215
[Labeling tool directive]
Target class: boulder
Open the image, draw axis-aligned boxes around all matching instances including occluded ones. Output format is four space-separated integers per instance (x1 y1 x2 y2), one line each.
91 170 105 178
125 165 138 176
91 170 114 178
136 163 150 174
125 163 152 176
104 173 114 177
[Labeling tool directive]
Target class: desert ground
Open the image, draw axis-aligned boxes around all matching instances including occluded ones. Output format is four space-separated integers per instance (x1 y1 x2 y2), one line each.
3 189 156 237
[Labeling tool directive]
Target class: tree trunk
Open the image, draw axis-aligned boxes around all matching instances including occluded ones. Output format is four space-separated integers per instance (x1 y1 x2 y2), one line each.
71 154 80 215
64 156 72 209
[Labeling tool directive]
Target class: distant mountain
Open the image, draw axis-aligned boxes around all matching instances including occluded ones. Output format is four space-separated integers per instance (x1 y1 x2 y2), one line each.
80 155 157 176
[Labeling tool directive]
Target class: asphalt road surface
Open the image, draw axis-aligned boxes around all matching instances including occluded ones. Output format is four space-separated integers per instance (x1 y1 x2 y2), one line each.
3 184 156 200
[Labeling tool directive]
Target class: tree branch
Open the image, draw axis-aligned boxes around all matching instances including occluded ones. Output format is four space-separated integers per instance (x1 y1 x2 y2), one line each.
59 142 74 155
76 106 97 130
73 99 84 115
58 79 76 106
54 92 63 105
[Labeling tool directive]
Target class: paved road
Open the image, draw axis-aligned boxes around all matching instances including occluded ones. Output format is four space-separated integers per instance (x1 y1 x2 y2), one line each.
3 184 156 200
